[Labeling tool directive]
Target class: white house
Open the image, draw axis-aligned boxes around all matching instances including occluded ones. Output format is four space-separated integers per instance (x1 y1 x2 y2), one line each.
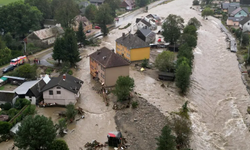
136 18 157 31
240 17 250 32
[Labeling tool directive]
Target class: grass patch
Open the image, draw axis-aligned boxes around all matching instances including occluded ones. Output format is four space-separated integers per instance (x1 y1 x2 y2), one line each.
0 0 21 6
0 86 5 90
119 23 131 30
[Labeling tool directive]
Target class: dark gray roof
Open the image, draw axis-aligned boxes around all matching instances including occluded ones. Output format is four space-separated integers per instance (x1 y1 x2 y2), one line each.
30 80 46 97
136 18 141 23
138 28 153 37
242 7 249 14
140 19 151 27
15 79 46 97
229 2 240 7
221 3 229 9
227 17 244 22
228 6 240 14
42 74 83 94
240 17 250 25
230 7 249 16
116 33 149 49
89 47 129 68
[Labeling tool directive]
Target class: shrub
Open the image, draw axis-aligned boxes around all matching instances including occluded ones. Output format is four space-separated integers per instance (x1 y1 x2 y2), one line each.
0 121 11 135
14 98 31 110
132 101 138 109
141 59 149 68
3 103 12 110
193 0 199 5
67 70 73 75
45 67 54 75
7 108 19 119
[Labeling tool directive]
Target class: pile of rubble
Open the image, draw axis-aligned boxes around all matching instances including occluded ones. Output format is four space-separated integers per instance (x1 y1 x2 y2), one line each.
84 140 107 150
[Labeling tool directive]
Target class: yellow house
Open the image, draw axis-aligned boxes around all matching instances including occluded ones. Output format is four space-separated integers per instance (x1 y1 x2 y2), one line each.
115 33 150 61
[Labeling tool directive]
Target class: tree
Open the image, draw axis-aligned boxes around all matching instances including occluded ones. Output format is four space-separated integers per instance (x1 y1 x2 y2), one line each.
65 103 77 122
8 108 19 119
85 4 98 23
50 139 69 150
136 0 149 7
14 98 31 110
24 0 52 19
113 76 134 101
162 14 184 44
177 44 194 62
14 115 57 150
105 0 121 17
0 122 11 135
76 22 86 45
0 1 42 38
188 17 201 29
156 125 176 150
54 0 79 27
202 8 214 19
0 47 11 66
193 0 199 5
179 34 197 48
176 57 192 71
155 51 175 72
241 33 249 46
52 38 65 64
56 118 67 137
63 28 81 66
9 64 37 79
95 4 113 36
3 102 12 110
183 25 197 38
175 60 191 94
141 58 149 68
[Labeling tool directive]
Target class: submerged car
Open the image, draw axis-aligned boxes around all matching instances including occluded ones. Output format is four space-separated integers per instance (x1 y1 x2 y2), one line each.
2 65 14 73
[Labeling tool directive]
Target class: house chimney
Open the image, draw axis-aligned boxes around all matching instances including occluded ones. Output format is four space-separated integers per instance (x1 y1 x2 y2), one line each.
63 74 66 81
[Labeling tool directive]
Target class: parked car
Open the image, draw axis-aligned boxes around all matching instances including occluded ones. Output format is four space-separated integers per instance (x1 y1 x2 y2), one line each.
2 65 15 74
95 26 100 29
86 30 91 33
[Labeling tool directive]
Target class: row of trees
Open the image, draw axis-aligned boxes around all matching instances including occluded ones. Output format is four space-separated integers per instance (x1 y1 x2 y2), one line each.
156 101 192 150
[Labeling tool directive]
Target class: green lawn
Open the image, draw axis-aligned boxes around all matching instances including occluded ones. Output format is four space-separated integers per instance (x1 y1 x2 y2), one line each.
0 0 21 6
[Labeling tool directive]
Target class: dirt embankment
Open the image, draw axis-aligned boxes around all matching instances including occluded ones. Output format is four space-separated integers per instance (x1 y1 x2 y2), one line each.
114 95 167 150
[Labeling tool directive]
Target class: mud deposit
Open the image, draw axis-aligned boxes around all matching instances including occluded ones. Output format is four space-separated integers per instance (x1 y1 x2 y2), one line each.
115 96 167 150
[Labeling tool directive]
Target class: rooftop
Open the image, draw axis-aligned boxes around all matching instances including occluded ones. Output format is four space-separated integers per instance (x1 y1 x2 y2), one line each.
89 47 129 68
116 33 149 49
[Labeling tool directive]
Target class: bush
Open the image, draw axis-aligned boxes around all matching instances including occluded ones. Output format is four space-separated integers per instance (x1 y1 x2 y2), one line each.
7 108 19 119
3 103 12 110
132 101 138 109
0 121 11 135
67 70 73 75
14 98 31 110
193 0 199 5
45 67 54 75
141 59 149 68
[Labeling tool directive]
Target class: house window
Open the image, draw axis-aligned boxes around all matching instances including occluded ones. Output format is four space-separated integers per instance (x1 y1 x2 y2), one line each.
29 96 32 98
56 87 61 89
49 90 53 95
57 91 61 94
248 23 250 25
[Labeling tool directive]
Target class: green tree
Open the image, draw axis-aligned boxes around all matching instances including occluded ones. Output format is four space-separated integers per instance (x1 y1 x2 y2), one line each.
85 4 98 23
50 139 69 150
95 4 113 36
177 44 194 62
0 36 6 49
0 122 11 135
175 60 191 94
9 64 37 79
202 7 214 19
183 25 197 38
105 0 121 17
241 33 249 46
54 0 79 27
0 1 42 37
52 38 65 64
57 118 67 137
0 47 11 66
188 17 201 29
179 34 197 48
3 32 13 48
63 28 81 66
162 14 184 44
136 0 149 7
3 102 12 110
156 125 176 150
24 0 52 19
14 115 57 150
113 76 134 101
155 51 175 72
176 57 192 71
14 98 31 110
8 108 19 119
76 22 86 45
65 103 77 122
141 58 149 68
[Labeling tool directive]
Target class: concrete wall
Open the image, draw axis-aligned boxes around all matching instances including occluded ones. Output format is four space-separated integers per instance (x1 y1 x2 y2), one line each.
105 66 129 87
130 47 150 61
43 86 78 105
